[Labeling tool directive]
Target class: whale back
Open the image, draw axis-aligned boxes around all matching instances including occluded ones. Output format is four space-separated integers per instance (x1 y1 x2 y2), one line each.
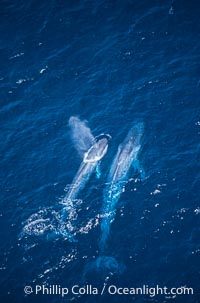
108 122 144 182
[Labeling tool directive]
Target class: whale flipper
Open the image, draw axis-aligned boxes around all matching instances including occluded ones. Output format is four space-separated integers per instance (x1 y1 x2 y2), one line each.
95 163 101 179
132 158 145 180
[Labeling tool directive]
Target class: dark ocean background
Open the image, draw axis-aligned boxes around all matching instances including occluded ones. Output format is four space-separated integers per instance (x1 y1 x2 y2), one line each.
1 0 200 302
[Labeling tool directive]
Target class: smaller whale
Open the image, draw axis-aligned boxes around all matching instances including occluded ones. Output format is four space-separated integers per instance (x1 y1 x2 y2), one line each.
99 122 145 249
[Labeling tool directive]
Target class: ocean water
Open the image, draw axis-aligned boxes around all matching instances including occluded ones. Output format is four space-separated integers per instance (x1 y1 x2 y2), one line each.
1 0 200 302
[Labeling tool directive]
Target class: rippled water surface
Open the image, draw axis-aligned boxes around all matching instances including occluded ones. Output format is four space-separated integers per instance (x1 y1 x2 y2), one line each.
1 1 200 302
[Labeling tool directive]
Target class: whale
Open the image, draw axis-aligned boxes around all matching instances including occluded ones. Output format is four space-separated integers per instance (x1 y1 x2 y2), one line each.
64 136 109 205
59 135 110 239
99 122 145 249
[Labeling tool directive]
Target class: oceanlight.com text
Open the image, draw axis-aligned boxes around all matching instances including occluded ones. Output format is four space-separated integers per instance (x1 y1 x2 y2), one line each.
24 284 194 297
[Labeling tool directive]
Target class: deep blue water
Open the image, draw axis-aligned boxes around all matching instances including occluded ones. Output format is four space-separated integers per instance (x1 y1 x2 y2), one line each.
1 1 200 302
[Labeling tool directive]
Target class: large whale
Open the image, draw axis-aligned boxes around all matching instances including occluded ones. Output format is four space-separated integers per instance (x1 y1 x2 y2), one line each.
59 135 110 239
99 122 145 249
